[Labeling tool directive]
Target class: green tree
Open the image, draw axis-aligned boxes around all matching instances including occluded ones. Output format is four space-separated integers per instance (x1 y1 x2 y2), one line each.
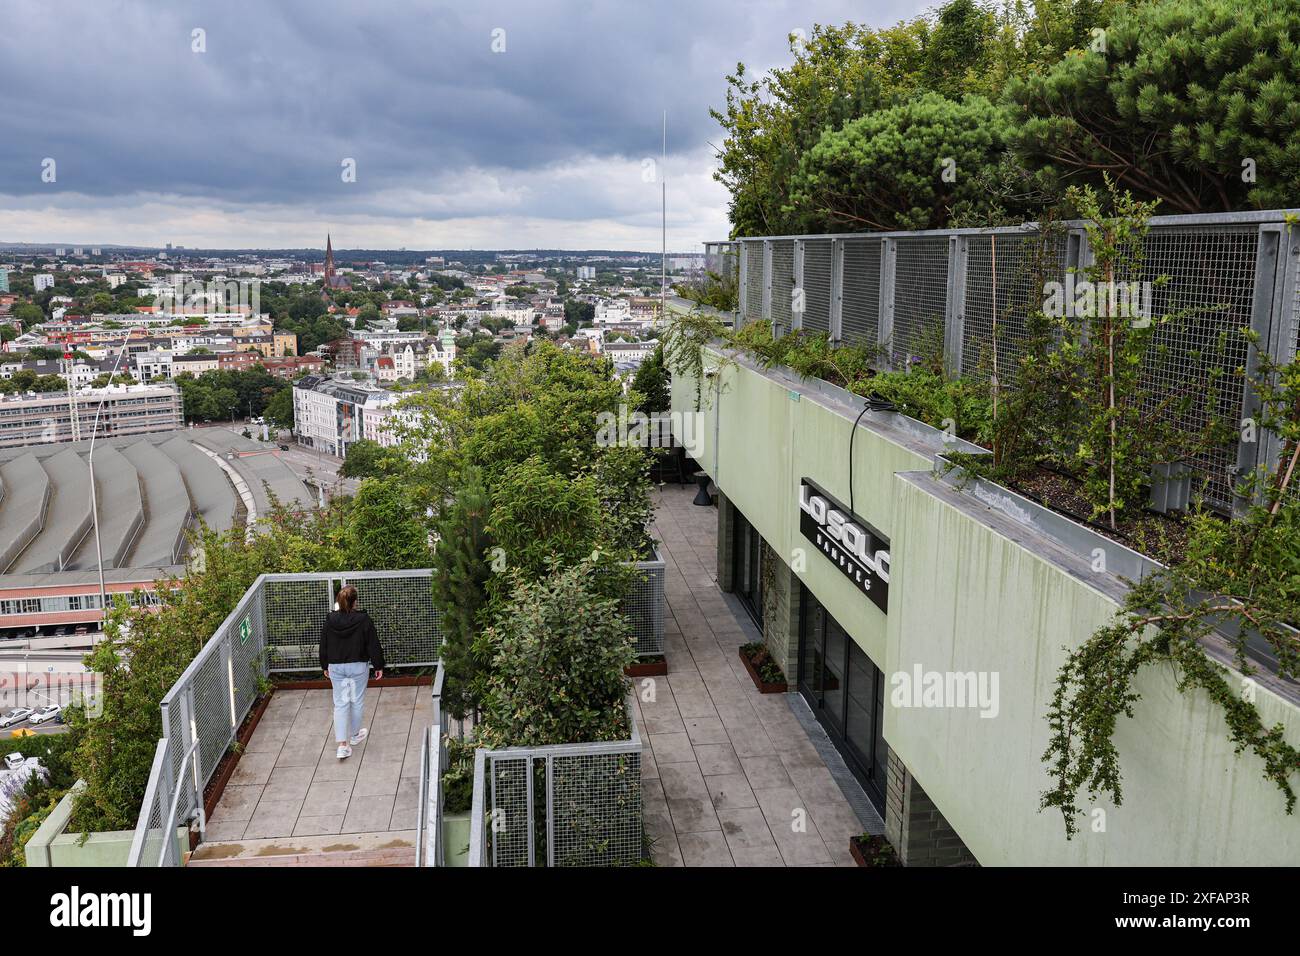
344 477 430 569
339 438 401 479
476 558 635 749
430 467 494 721
786 93 1024 232
631 343 670 413
1009 0 1300 212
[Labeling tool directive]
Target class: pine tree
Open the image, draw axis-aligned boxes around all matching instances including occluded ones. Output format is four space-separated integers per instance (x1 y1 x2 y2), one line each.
431 467 494 721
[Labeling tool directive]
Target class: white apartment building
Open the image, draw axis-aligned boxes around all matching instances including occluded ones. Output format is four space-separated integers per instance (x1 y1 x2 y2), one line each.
34 274 55 292
292 376 393 458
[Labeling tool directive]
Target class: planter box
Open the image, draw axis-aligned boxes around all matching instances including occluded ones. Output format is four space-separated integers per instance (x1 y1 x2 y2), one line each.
623 547 666 658
25 782 186 868
626 657 668 678
850 834 901 867
203 691 274 819
442 810 471 868
739 646 787 694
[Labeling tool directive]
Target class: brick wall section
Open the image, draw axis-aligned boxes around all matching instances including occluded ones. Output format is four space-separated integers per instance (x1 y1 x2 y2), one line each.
761 547 801 683
885 750 978 866
716 492 736 593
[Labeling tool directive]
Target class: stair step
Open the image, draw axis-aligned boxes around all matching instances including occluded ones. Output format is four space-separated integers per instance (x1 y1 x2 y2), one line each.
188 830 417 867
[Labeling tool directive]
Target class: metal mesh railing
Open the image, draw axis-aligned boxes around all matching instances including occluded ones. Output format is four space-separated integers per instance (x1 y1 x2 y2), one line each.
726 212 1300 513
962 230 1068 385
892 236 949 364
745 243 764 325
842 238 882 348
624 550 665 657
771 240 795 336
802 239 833 334
128 737 198 866
468 700 643 867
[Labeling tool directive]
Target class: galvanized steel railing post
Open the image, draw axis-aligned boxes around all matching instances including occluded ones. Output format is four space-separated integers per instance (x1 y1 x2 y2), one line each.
879 238 897 365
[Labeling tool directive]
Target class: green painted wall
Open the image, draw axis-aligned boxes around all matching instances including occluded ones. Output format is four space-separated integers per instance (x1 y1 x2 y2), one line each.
24 783 187 867
672 348 1300 865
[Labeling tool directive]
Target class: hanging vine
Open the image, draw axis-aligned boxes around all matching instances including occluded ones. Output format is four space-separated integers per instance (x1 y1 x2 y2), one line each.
1041 348 1300 837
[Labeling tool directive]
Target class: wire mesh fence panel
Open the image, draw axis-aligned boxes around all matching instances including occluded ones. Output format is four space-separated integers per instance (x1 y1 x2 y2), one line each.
841 238 882 349
160 699 185 804
745 242 764 326
131 744 172 867
263 577 334 672
487 754 532 867
801 239 833 333
1138 225 1258 508
962 231 1068 384
191 641 233 784
621 557 665 657
892 236 950 364
230 584 265 719
770 239 795 336
549 749 642 867
348 573 441 667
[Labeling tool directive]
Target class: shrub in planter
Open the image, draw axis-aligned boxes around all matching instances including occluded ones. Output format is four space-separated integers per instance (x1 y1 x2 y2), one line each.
850 832 901 867
476 556 635 750
740 641 788 692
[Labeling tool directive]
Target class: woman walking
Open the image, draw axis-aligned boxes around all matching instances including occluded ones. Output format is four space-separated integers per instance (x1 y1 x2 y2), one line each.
319 585 385 759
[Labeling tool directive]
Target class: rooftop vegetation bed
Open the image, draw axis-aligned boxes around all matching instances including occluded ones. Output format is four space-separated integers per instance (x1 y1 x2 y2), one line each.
665 185 1300 840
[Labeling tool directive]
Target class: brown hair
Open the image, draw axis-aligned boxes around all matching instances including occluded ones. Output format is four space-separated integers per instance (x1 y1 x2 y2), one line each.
337 585 358 613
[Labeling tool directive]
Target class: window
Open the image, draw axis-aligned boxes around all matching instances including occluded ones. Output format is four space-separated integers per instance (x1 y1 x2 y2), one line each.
798 584 888 810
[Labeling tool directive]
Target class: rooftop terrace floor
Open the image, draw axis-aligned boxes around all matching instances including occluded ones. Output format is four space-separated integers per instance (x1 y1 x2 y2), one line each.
642 483 876 867
204 684 427 842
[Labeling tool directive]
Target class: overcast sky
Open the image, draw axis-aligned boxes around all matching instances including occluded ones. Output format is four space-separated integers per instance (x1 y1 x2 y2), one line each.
0 0 925 251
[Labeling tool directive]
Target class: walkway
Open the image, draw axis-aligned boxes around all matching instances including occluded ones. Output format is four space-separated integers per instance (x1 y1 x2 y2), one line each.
204 685 428 841
641 483 871 866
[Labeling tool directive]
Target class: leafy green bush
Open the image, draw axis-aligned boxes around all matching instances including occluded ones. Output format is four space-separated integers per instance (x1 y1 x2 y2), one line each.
476 558 635 750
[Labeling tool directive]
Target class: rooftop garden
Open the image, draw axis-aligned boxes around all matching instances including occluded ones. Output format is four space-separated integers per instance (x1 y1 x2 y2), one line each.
665 184 1300 839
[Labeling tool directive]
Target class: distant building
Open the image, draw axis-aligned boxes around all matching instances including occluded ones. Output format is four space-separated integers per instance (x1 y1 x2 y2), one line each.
322 234 351 297
34 274 55 292
262 355 324 380
0 383 182 448
577 266 596 280
0 270 8 293
292 375 390 457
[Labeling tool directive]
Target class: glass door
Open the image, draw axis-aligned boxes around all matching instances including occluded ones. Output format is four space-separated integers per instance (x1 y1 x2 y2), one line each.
796 584 888 811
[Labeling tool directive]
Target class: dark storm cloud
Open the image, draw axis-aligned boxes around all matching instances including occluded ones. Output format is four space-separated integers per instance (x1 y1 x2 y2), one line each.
0 0 919 243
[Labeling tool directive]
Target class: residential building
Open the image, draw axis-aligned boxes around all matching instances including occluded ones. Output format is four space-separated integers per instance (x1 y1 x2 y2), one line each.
34 274 55 292
171 353 221 376
292 375 390 458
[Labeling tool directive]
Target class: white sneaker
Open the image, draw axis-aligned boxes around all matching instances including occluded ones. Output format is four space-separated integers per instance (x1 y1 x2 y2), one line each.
336 744 352 760
349 728 369 746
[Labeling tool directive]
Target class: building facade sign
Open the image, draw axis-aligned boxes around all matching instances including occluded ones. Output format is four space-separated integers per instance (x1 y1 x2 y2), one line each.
798 478 890 613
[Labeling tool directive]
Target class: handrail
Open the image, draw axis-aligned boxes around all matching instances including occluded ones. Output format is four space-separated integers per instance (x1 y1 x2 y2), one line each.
157 737 202 866
126 738 170 866
414 726 429 868
467 748 486 867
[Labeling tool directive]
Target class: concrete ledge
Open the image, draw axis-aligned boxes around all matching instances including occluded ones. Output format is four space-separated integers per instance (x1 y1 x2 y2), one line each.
24 781 185 867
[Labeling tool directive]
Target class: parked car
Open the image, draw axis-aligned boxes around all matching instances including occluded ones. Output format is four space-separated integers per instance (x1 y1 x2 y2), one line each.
0 708 32 728
4 752 24 771
28 705 61 726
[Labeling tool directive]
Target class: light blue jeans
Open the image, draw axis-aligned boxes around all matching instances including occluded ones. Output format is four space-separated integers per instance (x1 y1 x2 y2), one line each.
328 661 369 742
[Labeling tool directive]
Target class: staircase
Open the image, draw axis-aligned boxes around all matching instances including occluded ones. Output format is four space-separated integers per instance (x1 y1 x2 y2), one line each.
187 830 417 867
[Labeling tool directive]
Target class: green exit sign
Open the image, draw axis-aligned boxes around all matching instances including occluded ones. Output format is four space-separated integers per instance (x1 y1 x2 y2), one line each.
239 617 251 646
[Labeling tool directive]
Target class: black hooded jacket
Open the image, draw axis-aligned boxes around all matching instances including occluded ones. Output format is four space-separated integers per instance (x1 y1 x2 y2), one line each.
319 609 385 672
